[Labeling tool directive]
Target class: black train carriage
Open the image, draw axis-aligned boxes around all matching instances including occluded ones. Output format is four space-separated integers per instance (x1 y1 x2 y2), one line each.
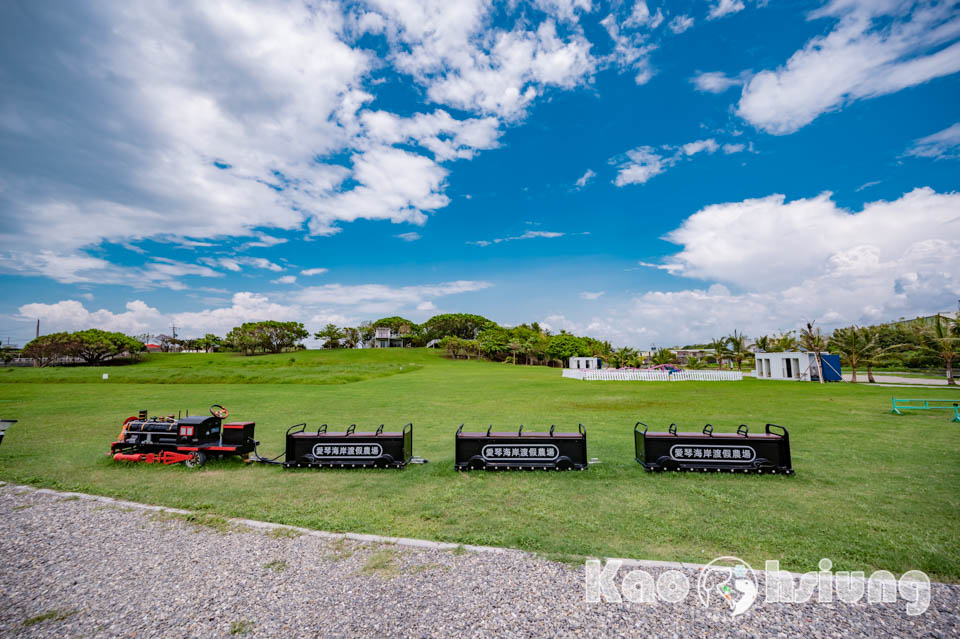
110 404 256 468
634 422 794 475
0 419 14 448
455 423 588 471
284 422 413 469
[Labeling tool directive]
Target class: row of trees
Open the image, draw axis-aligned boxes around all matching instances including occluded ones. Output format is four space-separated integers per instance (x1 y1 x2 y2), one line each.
827 314 959 384
225 321 309 355
21 329 146 367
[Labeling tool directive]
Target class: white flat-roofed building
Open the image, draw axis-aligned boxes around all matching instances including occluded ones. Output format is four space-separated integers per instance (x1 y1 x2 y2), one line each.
569 356 603 370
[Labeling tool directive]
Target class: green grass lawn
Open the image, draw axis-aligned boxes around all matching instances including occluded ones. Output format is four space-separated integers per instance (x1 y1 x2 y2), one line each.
2 349 959 580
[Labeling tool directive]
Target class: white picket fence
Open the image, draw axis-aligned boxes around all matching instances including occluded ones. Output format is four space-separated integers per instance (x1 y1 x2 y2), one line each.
562 369 743 381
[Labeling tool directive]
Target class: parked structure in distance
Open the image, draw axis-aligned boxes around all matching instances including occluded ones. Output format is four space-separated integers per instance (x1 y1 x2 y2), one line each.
754 351 842 382
569 356 604 370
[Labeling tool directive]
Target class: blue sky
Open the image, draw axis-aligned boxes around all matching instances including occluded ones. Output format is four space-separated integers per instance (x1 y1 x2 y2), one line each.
1 0 958 348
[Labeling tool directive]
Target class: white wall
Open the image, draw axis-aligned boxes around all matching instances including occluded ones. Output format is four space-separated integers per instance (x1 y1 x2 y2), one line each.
754 352 815 380
569 357 602 370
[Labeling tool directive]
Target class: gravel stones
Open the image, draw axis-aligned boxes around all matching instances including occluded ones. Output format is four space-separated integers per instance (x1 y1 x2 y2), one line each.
0 484 957 638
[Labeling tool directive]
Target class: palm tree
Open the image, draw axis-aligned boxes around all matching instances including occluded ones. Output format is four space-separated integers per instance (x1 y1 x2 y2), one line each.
726 330 748 372
508 340 521 364
753 335 771 352
708 337 728 369
651 349 676 366
858 325 909 383
519 339 534 365
773 330 798 352
799 321 826 380
686 356 707 369
829 326 868 382
915 314 959 385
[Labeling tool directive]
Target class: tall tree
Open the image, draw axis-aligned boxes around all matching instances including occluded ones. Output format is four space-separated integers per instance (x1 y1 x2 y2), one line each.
726 330 748 372
545 334 590 365
650 349 676 366
71 329 144 364
773 330 798 352
708 337 729 369
829 326 867 382
22 332 73 367
341 327 360 349
799 321 827 380
314 324 345 349
227 321 308 355
753 335 771 352
915 314 959 385
421 313 496 341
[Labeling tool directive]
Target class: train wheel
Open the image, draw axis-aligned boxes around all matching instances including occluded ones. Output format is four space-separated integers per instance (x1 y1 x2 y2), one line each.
184 451 207 468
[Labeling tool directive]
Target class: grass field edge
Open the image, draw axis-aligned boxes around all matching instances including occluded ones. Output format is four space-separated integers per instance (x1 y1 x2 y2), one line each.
3 481 922 584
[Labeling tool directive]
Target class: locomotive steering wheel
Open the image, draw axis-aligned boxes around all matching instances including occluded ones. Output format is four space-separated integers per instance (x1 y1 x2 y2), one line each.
209 404 229 419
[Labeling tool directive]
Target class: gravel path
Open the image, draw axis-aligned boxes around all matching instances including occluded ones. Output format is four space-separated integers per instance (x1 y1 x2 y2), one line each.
1 483 957 638
842 373 957 387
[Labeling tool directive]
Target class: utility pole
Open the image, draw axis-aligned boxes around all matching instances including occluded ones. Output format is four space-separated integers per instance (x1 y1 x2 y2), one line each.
170 324 178 339
36 319 39 339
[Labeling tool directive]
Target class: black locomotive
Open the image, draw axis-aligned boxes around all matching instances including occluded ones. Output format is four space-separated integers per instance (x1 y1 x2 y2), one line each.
110 404 256 468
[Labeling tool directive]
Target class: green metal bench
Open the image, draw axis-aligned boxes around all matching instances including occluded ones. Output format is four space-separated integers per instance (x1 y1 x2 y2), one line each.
890 398 960 422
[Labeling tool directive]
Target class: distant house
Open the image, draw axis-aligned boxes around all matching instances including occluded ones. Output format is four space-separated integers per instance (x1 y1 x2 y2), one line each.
372 327 407 348
145 343 163 353
569 356 603 370
670 348 714 365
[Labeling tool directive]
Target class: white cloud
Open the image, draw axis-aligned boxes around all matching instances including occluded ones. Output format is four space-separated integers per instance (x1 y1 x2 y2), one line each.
374 2 597 120
468 230 566 246
637 260 684 274
681 139 720 156
294 280 492 314
307 146 450 235
656 187 960 291
0 252 223 290
624 2 664 29
200 257 284 273
18 276 494 340
691 71 743 93
1 1 607 288
355 109 501 162
173 292 302 336
669 15 695 34
600 13 657 85
613 136 746 186
613 146 668 186
243 233 288 249
737 1 960 134
395 232 422 242
18 299 163 335
579 291 605 300
271 275 297 285
855 180 881 191
533 0 593 22
300 268 329 277
708 0 746 20
538 188 960 347
1 1 369 282
575 169 596 187
904 122 960 160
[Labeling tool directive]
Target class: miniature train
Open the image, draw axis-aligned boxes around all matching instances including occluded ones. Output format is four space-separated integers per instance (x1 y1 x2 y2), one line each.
454 423 588 471
104 404 795 475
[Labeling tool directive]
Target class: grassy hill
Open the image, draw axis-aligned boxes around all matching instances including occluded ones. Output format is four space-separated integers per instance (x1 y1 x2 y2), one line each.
2 348 959 580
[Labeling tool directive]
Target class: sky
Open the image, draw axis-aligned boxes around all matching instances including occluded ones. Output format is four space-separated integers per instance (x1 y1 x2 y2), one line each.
1 0 959 349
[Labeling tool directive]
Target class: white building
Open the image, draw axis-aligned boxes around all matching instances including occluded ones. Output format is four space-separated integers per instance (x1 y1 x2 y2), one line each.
754 352 818 381
569 356 603 370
